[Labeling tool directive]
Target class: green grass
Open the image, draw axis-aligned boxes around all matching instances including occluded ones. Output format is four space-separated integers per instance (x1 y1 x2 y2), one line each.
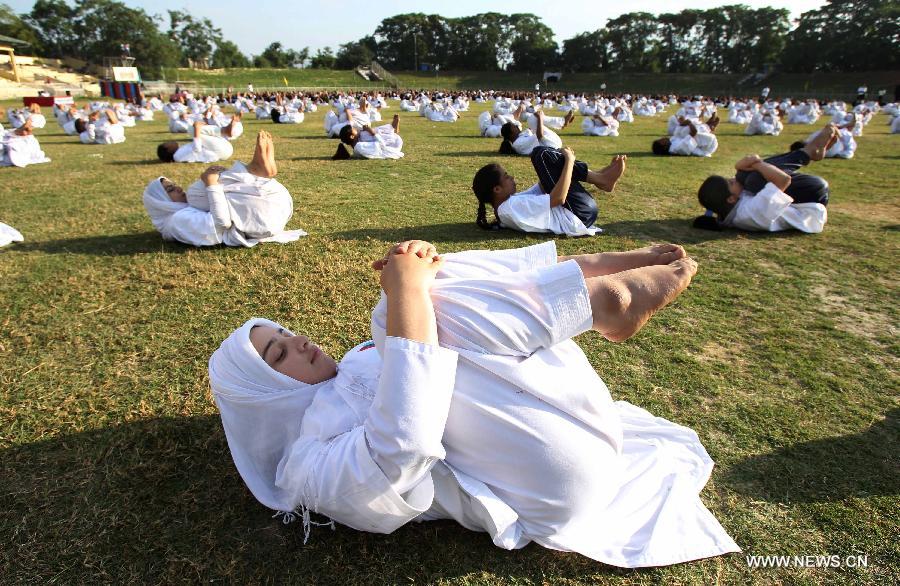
156 67 899 100
1 100 898 585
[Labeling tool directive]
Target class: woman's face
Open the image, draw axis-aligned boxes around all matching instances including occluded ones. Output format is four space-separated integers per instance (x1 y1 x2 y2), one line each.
249 326 338 384
160 178 186 202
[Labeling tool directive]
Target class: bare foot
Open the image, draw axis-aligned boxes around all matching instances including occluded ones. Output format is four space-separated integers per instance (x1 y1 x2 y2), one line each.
563 109 576 128
14 119 33 136
805 124 837 161
247 130 277 178
392 113 400 133
589 155 627 192
588 257 698 342
568 244 687 277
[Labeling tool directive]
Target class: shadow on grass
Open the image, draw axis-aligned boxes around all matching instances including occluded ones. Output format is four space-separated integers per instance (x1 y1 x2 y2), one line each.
724 408 899 502
108 159 166 166
0 415 633 582
437 150 503 157
333 222 528 244
598 218 808 244
11 231 198 255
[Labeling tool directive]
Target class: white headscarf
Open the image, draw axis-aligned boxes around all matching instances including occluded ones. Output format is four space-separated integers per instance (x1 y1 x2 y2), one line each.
208 318 331 511
142 176 185 233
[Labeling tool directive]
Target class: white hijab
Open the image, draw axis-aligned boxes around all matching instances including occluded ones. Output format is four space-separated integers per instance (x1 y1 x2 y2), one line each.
208 318 331 511
142 176 185 233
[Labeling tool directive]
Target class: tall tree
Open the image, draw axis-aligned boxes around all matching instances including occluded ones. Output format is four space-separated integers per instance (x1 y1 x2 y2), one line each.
212 40 249 68
604 12 660 72
507 13 558 72
335 40 373 69
783 0 900 72
167 9 222 66
0 3 43 50
561 31 609 72
26 0 76 57
309 46 335 69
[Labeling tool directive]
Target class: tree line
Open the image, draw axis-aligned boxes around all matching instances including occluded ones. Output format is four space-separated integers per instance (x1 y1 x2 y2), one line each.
1 0 897 77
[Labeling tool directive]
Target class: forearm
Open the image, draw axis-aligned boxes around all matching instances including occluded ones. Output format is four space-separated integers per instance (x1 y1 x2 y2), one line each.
385 285 438 346
206 184 232 229
535 114 544 140
548 157 575 207
752 162 791 190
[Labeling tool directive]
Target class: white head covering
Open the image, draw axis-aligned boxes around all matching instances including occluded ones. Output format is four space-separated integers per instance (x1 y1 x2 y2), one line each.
142 177 185 233
208 318 331 511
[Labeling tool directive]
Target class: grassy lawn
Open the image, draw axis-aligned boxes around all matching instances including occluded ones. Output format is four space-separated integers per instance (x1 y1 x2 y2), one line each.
0 99 897 584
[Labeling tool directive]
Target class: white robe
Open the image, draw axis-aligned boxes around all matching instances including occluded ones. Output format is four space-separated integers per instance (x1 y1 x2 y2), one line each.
0 131 51 167
582 116 619 137
722 182 827 233
143 162 305 247
0 221 23 247
525 112 566 131
478 111 518 138
208 242 740 568
351 124 404 160
496 183 600 237
669 124 718 157
511 128 562 156
745 113 783 136
173 135 234 164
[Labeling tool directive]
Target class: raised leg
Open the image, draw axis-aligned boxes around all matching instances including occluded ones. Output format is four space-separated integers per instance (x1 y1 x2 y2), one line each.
560 244 686 278
586 257 698 342
246 130 277 178
586 155 627 193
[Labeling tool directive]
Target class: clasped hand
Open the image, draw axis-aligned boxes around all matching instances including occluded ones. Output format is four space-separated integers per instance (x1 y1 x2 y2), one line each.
735 154 763 171
371 240 443 296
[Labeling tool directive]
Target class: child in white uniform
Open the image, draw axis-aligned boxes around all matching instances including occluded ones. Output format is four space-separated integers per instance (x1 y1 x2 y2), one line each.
208 239 741 568
333 114 404 160
157 120 234 164
1 119 51 168
144 131 304 247
500 111 563 156
652 114 720 157
472 147 626 236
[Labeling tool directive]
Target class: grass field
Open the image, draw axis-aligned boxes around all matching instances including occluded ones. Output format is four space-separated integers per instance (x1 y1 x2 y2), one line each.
158 67 900 100
1 99 898 584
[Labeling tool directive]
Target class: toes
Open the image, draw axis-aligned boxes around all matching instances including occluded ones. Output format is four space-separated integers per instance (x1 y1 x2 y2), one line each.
671 257 698 276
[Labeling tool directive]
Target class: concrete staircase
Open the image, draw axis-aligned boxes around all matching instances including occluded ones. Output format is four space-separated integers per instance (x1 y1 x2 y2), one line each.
0 55 99 99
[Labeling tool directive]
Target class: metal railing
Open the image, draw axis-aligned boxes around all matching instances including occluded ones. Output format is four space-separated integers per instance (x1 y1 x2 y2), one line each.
370 61 399 88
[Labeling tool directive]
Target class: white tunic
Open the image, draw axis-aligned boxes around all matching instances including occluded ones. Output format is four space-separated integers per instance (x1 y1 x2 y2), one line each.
0 131 51 167
173 136 234 164
209 242 740 568
143 162 305 247
496 183 600 237
351 124 404 159
0 221 23 247
79 120 126 144
669 124 718 157
582 116 619 137
511 128 562 156
722 182 827 233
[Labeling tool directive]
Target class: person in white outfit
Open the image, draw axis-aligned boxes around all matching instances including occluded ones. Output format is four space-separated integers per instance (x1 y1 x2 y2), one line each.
157 119 234 164
1 119 51 168
333 113 404 160
208 238 741 568
500 110 563 156
144 131 304 247
75 108 126 144
652 114 720 157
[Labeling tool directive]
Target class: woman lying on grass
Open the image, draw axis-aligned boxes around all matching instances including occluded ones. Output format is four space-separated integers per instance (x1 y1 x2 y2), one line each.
472 146 626 237
143 131 304 247
209 239 740 568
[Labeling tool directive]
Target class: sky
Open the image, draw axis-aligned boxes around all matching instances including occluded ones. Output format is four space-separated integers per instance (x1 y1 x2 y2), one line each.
8 0 829 57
